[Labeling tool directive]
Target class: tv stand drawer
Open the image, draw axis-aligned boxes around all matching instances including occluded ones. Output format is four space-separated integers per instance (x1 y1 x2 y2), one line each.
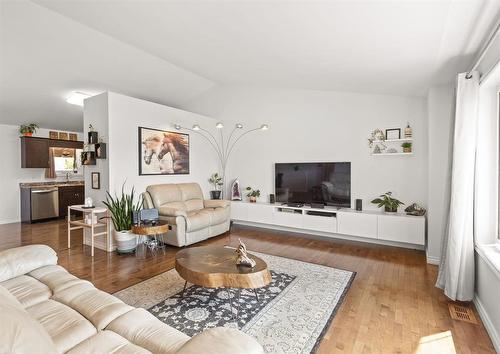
302 213 337 233
274 210 302 228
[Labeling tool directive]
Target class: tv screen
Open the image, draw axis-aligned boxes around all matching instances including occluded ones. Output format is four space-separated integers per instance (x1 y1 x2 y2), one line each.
275 162 351 208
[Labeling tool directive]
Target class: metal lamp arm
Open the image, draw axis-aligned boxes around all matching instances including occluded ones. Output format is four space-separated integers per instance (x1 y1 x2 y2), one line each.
225 127 261 164
182 127 224 167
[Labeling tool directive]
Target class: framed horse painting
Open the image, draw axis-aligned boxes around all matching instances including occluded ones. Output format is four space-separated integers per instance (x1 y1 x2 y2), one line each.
138 126 190 175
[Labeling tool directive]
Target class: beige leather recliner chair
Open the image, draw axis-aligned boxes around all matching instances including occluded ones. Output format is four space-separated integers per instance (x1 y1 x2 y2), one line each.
142 183 230 247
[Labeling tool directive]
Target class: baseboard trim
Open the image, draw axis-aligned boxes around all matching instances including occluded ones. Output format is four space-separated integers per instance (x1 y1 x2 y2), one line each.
234 220 425 250
426 255 440 265
474 294 500 353
0 218 20 225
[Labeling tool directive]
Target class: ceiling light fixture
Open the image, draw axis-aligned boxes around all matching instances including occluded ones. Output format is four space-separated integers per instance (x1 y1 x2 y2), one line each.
66 91 91 106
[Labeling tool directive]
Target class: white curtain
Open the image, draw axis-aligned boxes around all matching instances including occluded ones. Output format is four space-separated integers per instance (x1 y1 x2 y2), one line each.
436 72 479 301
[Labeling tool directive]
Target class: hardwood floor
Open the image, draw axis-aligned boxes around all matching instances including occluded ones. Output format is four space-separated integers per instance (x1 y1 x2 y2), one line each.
0 219 495 353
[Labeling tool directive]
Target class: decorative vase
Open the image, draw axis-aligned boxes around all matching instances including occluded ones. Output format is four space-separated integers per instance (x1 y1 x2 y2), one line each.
22 132 33 137
113 229 136 254
404 123 412 138
210 190 222 200
385 206 398 213
249 196 257 203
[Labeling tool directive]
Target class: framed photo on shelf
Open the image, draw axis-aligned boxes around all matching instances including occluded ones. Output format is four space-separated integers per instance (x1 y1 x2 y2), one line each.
385 128 401 140
91 172 100 189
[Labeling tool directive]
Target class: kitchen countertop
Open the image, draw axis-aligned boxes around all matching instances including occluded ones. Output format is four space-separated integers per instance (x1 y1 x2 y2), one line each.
19 181 84 188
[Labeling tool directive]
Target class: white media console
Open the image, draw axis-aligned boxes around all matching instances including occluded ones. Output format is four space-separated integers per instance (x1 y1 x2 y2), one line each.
231 201 425 248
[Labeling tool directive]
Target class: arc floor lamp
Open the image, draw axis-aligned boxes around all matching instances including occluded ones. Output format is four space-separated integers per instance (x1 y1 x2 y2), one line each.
174 122 269 198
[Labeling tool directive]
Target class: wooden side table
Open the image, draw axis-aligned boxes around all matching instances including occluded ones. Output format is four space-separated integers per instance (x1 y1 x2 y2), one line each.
131 221 169 258
67 205 109 257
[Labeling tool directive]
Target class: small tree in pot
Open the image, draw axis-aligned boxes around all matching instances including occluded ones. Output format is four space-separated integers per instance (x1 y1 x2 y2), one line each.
371 192 404 213
103 183 142 254
245 187 261 203
208 173 223 199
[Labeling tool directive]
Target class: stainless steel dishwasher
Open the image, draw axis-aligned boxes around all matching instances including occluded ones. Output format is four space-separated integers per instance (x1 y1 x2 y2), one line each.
31 187 59 220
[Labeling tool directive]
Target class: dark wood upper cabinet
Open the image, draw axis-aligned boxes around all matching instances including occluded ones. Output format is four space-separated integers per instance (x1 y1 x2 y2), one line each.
20 137 84 168
21 137 50 168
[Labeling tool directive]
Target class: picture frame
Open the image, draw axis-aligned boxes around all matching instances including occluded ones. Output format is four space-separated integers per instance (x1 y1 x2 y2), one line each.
49 131 59 139
385 128 401 140
69 133 77 141
138 126 190 175
58 132 68 140
91 172 100 189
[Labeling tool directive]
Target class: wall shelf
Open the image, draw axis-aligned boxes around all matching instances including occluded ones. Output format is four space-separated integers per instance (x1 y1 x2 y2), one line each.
372 138 413 143
371 152 413 156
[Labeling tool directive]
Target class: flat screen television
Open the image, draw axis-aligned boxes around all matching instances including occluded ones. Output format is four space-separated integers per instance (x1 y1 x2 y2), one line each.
275 162 351 208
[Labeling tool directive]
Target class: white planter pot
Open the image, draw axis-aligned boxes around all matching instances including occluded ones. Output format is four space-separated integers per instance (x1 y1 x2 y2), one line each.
113 229 136 253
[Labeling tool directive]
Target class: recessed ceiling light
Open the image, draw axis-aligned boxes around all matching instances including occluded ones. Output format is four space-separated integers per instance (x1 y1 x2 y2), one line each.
66 91 91 106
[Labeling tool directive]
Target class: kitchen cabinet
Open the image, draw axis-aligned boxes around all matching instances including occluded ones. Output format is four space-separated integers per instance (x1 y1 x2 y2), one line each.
20 137 50 168
20 137 84 168
59 185 85 218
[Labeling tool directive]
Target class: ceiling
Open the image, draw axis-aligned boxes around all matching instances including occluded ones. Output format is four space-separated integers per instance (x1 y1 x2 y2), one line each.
1 0 499 131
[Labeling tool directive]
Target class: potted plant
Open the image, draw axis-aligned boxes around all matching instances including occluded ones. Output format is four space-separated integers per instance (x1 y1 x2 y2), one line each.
245 187 261 203
402 142 412 153
208 172 223 199
103 183 143 254
19 123 39 137
371 192 404 213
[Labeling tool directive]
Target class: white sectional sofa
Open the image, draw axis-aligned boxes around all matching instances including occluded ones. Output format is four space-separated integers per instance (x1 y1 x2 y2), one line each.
0 245 263 354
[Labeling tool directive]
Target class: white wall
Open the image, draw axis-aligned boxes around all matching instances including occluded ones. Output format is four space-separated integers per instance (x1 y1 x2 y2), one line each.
0 124 83 224
107 92 219 198
83 92 220 250
185 86 428 212
473 64 500 353
475 254 500 353
426 85 455 263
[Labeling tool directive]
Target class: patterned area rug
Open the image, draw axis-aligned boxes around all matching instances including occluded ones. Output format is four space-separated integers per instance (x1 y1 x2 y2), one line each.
114 250 355 354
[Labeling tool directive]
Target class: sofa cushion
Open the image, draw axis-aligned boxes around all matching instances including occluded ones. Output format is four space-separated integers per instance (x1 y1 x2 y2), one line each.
107 308 189 354
147 184 183 208
186 209 211 232
67 330 152 354
53 287 134 330
176 327 264 354
1 275 51 308
0 286 58 354
206 206 230 225
30 265 92 294
27 299 97 353
0 245 57 282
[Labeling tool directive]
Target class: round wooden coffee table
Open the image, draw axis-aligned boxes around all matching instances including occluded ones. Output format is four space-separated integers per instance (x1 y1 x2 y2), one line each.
175 245 271 303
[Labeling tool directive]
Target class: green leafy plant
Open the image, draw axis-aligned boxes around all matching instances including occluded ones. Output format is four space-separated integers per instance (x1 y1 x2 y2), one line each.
103 183 143 231
208 172 223 191
401 142 412 149
371 192 404 212
245 187 261 198
19 123 39 135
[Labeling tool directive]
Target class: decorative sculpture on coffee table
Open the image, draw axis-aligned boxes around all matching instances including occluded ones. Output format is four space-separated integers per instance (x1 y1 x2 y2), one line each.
235 239 256 268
